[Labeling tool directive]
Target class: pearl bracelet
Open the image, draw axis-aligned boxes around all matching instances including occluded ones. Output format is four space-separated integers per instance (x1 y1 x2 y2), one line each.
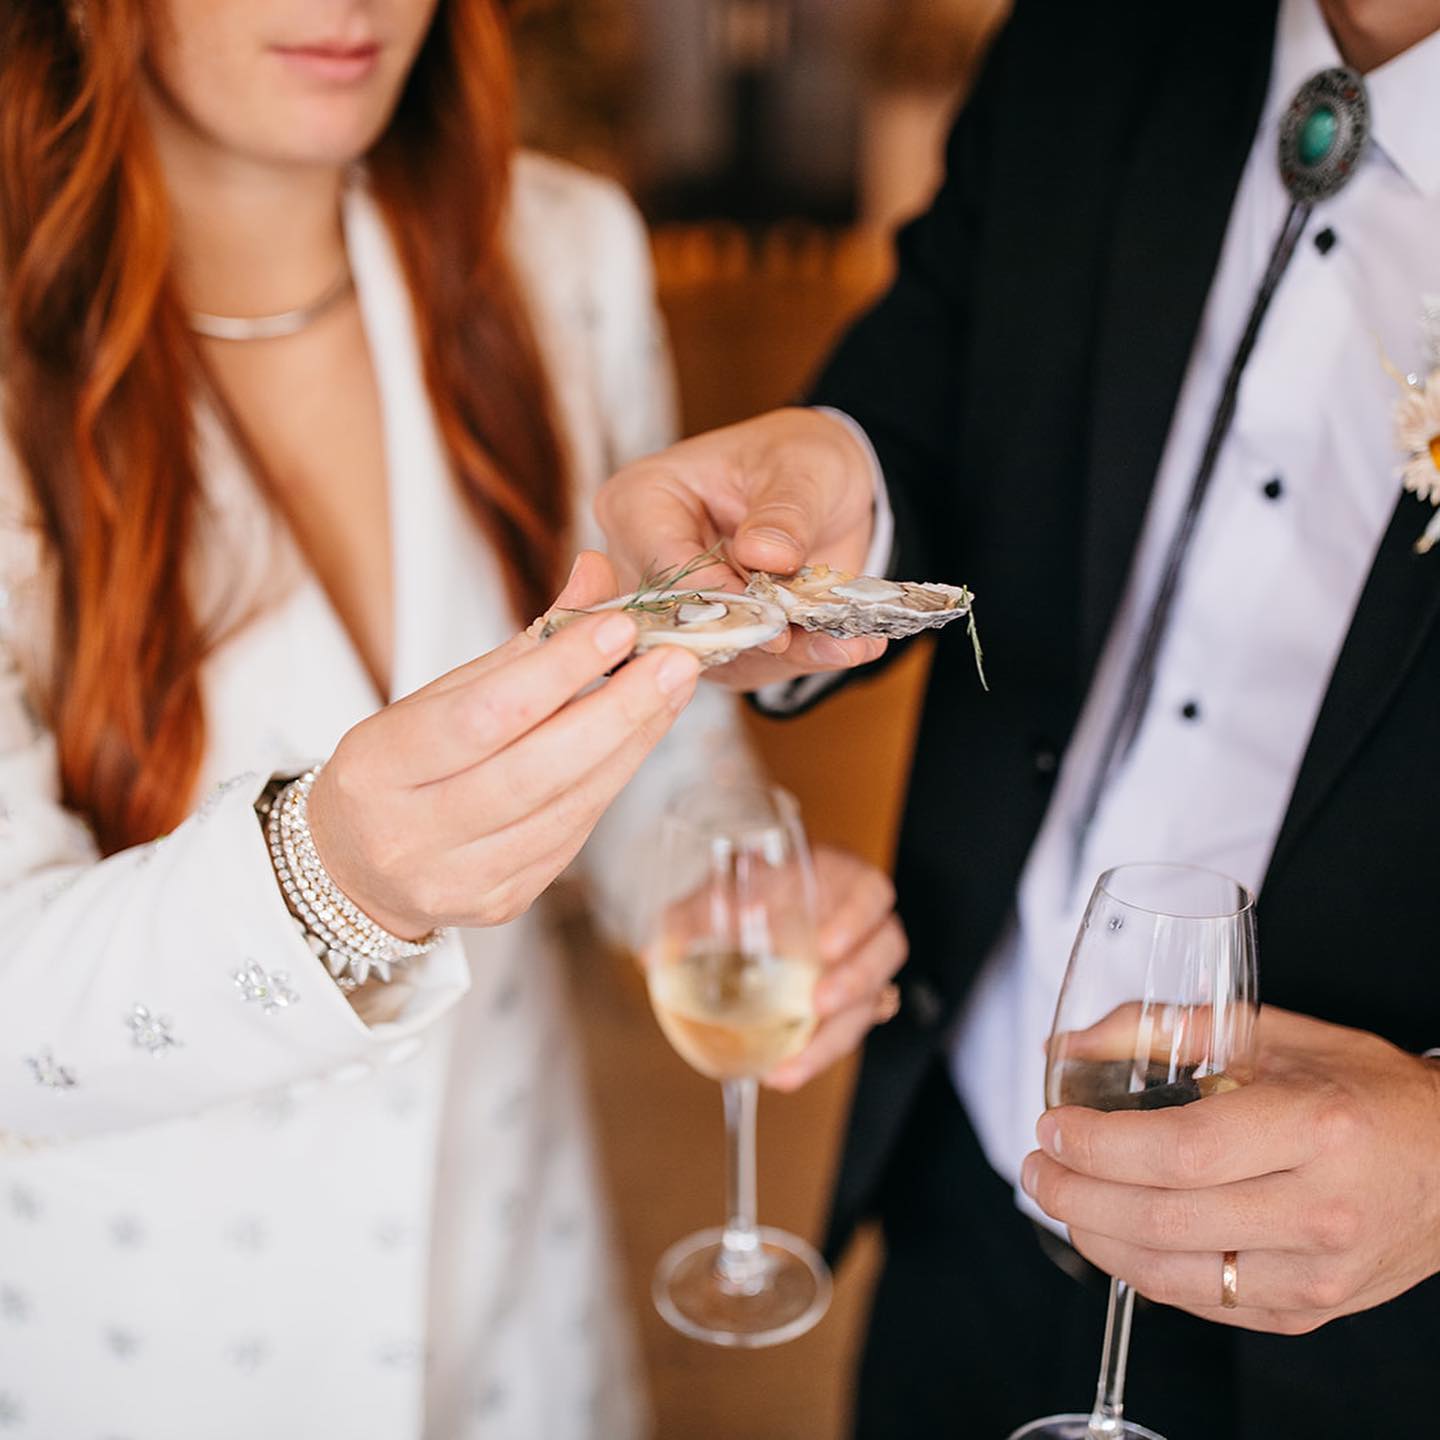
262 767 444 990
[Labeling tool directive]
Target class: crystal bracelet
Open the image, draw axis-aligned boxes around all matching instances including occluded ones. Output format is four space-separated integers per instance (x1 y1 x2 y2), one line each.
260 767 444 990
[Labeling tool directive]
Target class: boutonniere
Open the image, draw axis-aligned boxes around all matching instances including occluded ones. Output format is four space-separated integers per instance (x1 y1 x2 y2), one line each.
1386 296 1440 555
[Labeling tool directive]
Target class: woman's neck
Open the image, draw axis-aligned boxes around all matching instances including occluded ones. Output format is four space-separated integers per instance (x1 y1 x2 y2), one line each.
143 89 349 319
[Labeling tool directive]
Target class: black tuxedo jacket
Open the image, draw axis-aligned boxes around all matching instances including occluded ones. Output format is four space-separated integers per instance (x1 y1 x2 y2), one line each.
809 0 1440 1256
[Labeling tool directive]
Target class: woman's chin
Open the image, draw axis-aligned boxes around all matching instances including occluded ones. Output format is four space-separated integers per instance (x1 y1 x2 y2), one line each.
246 103 397 172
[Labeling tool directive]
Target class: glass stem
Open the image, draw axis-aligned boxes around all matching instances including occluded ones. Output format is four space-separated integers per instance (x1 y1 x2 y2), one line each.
715 1078 767 1294
1087 1278 1136 1439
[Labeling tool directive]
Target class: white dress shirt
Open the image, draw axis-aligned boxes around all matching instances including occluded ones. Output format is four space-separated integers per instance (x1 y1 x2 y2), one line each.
946 0 1440 1223
0 154 745 1439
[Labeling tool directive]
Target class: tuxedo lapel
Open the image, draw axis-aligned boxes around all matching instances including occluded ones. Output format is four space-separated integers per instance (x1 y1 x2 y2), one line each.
1079 3 1278 673
1268 500 1440 880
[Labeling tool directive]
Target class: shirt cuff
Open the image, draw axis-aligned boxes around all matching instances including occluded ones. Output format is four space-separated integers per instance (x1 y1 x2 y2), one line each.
753 409 894 716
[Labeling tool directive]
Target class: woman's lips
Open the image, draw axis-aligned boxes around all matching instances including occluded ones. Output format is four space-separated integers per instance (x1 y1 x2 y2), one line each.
271 42 381 84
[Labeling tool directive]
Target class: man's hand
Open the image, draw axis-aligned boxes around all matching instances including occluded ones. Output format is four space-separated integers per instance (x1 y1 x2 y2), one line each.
595 408 889 690
1020 1007 1440 1334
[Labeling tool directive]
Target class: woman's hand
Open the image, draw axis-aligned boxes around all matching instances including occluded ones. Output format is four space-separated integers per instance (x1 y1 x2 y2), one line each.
765 845 907 1091
306 552 700 937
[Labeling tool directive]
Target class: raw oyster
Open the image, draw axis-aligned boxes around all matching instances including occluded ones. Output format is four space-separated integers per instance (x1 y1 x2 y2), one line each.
534 589 787 668
745 564 974 640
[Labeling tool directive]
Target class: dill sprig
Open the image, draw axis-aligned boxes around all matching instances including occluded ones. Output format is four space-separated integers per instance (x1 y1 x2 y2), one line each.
967 603 989 692
624 543 728 614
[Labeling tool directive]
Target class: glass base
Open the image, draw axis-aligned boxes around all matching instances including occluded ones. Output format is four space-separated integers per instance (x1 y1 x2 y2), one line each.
1008 1416 1166 1440
652 1224 832 1348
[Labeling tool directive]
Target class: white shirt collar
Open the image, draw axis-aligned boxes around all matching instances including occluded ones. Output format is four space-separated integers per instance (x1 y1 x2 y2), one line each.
1366 24 1440 200
1267 0 1440 200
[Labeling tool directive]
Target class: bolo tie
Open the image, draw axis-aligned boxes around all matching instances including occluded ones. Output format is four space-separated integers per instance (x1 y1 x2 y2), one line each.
1069 67 1373 878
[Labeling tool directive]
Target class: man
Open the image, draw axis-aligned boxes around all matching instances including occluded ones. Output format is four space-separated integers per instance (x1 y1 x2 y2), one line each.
599 1 1440 1436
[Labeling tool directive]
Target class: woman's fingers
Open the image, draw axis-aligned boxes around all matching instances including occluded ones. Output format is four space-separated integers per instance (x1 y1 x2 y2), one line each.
814 918 907 1019
378 609 641 786
419 646 700 845
554 549 623 610
761 904 906 1092
765 998 876 1092
815 852 896 963
431 661 702 924
397 551 623 707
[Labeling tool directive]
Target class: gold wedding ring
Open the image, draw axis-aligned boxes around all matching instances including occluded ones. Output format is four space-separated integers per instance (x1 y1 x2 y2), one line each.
874 984 901 1024
1221 1250 1240 1309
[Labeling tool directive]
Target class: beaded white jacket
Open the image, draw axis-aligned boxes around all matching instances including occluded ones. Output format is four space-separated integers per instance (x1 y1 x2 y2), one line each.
0 154 737 1440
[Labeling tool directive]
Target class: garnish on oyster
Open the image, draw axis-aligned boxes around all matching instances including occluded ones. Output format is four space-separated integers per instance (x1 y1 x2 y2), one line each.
745 564 972 639
746 562 987 688
533 590 787 669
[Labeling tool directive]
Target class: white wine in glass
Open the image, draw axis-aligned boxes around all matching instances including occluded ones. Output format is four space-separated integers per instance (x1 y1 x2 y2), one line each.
650 943 820 1081
1008 862 1258 1440
644 781 833 1347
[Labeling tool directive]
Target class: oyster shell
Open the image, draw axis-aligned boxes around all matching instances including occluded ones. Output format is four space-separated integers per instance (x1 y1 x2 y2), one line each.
746 564 974 640
534 589 787 668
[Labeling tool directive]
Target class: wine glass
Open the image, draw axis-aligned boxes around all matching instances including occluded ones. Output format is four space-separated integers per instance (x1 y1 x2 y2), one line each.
1008 862 1258 1440
643 780 833 1347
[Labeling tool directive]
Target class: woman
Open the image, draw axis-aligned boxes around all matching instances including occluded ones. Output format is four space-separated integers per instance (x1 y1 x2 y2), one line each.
0 2 906 1437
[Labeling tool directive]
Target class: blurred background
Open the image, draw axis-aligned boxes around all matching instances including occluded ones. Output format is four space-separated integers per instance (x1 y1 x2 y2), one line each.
512 2 1008 1435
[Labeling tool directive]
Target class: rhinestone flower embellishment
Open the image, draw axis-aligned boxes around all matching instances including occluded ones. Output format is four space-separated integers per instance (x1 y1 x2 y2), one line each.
127 1004 180 1057
23 1049 76 1090
233 961 299 1014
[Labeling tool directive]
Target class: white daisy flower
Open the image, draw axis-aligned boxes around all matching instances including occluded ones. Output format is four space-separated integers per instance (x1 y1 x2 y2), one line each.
1391 370 1440 553
1395 381 1440 505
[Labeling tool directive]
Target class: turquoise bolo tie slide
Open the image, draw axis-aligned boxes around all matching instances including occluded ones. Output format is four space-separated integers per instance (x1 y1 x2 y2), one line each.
1278 66 1370 203
1070 66 1372 873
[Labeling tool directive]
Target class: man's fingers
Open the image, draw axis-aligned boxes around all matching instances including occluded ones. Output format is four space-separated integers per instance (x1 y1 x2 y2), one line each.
731 465 828 575
1036 1079 1325 1189
1177 1302 1332 1336
1067 1230 1350 1318
727 410 879 575
383 611 640 785
595 466 721 588
1021 1152 1309 1253
699 632 888 692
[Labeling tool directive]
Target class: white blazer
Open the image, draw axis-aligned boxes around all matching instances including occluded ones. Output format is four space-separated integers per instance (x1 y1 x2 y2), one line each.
0 154 739 1440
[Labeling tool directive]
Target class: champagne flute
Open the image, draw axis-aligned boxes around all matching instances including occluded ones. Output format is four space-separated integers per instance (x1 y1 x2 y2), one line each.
643 780 833 1347
1008 862 1258 1440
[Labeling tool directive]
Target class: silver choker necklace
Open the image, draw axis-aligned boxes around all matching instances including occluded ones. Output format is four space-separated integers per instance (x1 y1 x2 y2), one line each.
188 268 354 342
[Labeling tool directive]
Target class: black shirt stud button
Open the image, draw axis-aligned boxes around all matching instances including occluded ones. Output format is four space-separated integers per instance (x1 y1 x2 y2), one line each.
1180 699 1201 722
1263 475 1284 500
1314 227 1338 255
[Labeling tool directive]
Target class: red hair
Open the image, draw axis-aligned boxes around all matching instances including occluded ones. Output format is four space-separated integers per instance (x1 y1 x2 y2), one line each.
0 0 568 854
